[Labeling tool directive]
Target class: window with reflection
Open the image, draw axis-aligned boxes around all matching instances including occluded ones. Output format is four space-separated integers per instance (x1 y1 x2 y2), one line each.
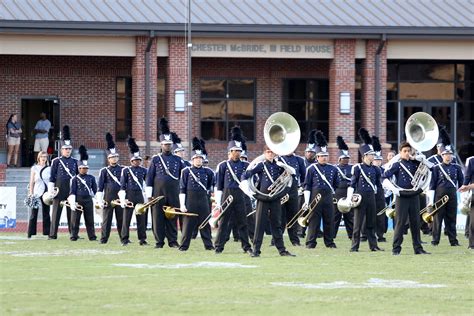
157 77 166 139
282 79 329 142
116 77 132 141
200 79 255 141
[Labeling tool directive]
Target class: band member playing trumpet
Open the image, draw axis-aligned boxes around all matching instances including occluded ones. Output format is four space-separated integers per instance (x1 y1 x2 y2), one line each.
97 133 124 244
302 131 339 249
459 156 473 249
178 138 215 251
214 127 252 254
146 118 185 249
120 138 148 246
48 125 78 239
348 129 382 252
383 141 430 255
333 136 354 240
68 146 97 241
242 145 295 257
428 143 463 246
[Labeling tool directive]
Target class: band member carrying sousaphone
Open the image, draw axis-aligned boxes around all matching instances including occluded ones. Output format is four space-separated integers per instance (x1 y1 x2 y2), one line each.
214 126 253 255
119 138 148 246
48 125 78 239
348 129 383 252
68 145 97 241
178 138 215 251
96 133 124 244
145 118 185 249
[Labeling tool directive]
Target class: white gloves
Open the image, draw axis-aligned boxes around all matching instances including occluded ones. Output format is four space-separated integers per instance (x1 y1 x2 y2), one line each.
303 190 311 209
179 193 187 213
96 191 104 205
118 190 126 209
427 190 435 206
276 161 296 175
145 186 153 199
383 178 400 197
346 187 354 201
47 182 55 194
415 154 426 162
214 190 223 207
68 195 76 211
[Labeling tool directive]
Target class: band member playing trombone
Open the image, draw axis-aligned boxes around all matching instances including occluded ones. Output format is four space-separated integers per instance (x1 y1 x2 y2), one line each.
178 138 215 251
333 136 354 240
120 138 148 246
348 129 382 252
428 143 463 246
48 125 78 239
146 118 185 249
459 156 473 249
68 146 97 241
97 133 123 244
214 127 252 254
242 145 295 257
302 131 339 249
383 141 430 255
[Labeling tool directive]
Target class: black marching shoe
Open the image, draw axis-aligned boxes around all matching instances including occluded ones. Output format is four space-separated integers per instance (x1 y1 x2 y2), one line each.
243 248 253 255
370 246 384 252
279 250 296 257
327 244 337 249
415 249 431 255
48 236 57 240
70 237 78 241
450 242 461 247
292 242 301 247
139 240 148 246
89 236 97 241
377 237 387 242
392 251 401 256
350 248 359 252
100 239 107 244
431 241 439 246
205 246 215 251
215 248 223 254
169 242 180 248
250 251 260 258
178 247 188 252
154 243 164 249
122 240 131 246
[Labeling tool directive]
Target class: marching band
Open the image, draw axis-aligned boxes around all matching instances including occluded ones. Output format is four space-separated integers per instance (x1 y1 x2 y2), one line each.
36 112 473 256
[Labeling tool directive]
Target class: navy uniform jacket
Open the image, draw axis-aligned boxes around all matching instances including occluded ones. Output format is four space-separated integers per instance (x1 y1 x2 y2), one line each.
383 159 420 189
242 159 284 192
50 156 79 183
350 163 381 193
428 154 458 166
335 163 353 189
146 152 185 185
304 163 340 192
304 157 316 169
430 162 464 190
121 166 147 192
183 160 192 168
98 164 123 192
70 174 97 197
180 166 215 193
464 156 473 185
277 154 306 185
216 159 248 190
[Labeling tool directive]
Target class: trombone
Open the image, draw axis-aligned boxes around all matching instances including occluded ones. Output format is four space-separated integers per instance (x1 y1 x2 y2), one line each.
134 196 164 215
419 195 449 224
286 193 321 229
198 195 233 230
60 200 84 212
377 199 396 218
111 199 134 208
163 206 198 219
247 193 289 218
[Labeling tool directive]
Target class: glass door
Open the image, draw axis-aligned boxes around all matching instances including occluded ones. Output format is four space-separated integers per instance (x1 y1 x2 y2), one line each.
399 101 455 156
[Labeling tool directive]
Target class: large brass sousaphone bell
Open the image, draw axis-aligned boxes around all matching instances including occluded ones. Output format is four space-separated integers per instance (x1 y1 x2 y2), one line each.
405 112 439 152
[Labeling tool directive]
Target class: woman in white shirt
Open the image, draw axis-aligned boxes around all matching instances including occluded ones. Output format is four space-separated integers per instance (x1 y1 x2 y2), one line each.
27 151 51 238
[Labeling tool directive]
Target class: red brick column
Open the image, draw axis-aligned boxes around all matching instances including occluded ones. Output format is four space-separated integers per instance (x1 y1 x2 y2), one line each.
166 37 189 157
329 39 358 163
0 164 6 185
362 40 387 142
132 36 158 147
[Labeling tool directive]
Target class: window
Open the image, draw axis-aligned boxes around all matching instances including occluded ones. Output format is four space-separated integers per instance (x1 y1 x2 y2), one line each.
200 79 255 141
354 60 362 138
116 77 132 141
282 79 329 142
157 77 166 139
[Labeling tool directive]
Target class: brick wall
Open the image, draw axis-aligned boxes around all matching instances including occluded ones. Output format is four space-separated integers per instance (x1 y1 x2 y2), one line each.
0 164 6 184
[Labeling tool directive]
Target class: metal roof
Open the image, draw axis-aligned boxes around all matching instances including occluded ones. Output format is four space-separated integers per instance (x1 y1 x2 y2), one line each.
1 0 473 38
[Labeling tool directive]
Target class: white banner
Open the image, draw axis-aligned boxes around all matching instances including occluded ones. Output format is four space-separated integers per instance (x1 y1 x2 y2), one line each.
0 187 17 228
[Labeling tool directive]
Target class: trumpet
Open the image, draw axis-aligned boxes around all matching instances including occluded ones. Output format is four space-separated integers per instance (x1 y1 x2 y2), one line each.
286 193 321 229
163 206 198 219
111 199 134 208
41 187 59 206
60 200 84 212
134 196 164 215
420 195 449 224
199 195 233 230
247 193 289 218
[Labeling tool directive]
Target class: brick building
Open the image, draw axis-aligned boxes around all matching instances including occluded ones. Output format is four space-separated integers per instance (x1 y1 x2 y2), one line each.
1 0 473 170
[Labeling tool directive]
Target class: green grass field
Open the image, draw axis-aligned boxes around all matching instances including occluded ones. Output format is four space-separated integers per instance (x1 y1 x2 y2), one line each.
1 231 473 315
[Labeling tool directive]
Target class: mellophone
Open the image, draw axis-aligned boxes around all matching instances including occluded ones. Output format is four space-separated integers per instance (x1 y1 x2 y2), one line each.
60 200 84 212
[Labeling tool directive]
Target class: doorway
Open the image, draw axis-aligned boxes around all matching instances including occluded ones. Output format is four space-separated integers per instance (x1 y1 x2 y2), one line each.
399 101 455 156
21 98 60 167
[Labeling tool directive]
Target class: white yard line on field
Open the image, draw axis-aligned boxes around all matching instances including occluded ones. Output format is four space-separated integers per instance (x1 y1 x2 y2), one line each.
0 249 126 257
271 278 446 289
113 262 258 269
